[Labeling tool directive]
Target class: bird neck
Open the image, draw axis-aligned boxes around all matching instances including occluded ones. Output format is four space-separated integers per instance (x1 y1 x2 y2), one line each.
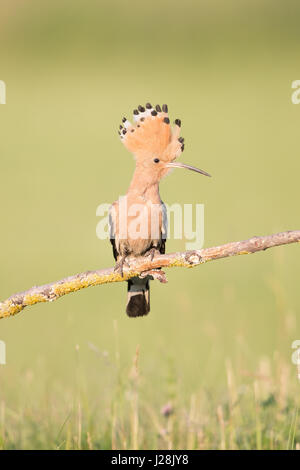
127 166 161 201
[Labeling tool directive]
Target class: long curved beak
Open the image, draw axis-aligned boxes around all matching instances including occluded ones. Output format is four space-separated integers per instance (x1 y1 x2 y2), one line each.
166 161 211 177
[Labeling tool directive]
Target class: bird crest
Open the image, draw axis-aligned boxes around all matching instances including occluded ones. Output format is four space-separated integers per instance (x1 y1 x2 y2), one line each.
118 103 184 164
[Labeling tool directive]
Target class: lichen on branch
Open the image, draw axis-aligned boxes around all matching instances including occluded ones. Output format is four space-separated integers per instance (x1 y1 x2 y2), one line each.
0 230 299 320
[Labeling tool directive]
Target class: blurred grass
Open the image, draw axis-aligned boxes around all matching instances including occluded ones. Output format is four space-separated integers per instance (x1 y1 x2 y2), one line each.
0 0 299 449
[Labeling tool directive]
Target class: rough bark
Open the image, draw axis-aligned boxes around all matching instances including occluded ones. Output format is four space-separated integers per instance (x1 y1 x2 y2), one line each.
0 230 299 320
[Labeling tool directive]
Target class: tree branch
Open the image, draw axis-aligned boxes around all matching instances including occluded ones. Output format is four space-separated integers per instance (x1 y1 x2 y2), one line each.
0 230 299 320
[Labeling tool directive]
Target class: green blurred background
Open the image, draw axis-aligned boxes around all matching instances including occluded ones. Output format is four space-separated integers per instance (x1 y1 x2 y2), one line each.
0 0 299 449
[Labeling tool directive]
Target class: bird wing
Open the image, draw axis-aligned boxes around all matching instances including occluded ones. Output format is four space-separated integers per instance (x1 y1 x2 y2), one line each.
109 201 119 261
161 201 168 240
160 201 168 254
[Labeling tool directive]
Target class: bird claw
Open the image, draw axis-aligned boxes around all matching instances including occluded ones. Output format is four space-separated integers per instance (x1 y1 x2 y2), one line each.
114 256 130 277
145 247 160 261
140 269 168 284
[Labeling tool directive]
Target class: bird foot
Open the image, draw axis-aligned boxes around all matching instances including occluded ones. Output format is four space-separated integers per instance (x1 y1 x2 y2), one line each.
145 247 160 261
114 256 130 278
140 269 168 284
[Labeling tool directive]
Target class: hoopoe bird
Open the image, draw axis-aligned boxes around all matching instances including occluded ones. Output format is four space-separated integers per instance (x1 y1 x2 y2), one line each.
109 103 211 318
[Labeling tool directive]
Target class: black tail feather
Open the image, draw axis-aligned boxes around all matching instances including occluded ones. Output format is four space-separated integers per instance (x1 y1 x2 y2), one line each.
126 277 150 317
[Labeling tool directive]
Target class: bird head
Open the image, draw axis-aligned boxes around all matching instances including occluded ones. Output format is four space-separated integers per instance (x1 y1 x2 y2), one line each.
119 103 211 184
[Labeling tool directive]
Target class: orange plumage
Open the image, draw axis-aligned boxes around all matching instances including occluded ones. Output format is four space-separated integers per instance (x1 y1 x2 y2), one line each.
120 103 183 171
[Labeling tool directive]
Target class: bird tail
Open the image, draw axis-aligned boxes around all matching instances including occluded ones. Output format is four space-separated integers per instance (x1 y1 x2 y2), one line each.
126 277 150 317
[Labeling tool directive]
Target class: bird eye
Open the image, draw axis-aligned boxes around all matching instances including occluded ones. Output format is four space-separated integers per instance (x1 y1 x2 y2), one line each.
153 158 160 163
